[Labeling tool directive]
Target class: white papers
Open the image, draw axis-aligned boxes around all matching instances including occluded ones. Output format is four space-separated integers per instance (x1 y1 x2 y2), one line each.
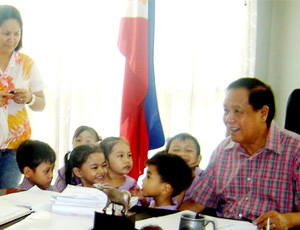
51 185 138 217
204 215 257 230
0 186 59 211
0 202 32 226
135 210 257 230
5 210 93 230
52 185 108 217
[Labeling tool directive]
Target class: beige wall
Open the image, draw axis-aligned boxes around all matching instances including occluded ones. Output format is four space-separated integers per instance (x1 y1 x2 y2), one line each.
256 0 300 127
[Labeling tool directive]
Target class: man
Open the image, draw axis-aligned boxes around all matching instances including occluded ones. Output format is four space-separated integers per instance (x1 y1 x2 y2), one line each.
179 78 300 229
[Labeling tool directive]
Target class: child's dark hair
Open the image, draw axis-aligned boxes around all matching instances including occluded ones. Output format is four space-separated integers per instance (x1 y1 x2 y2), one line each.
65 144 103 185
99 136 129 160
166 133 201 156
16 140 56 173
72 125 101 142
146 151 192 197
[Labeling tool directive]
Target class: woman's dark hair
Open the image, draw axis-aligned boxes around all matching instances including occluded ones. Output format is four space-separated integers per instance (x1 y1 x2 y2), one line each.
166 133 201 156
226 77 275 128
16 140 56 173
0 5 23 51
99 136 129 161
65 144 103 185
146 151 192 197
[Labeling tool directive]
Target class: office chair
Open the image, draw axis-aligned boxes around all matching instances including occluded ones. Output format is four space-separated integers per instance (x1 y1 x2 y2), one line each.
284 89 300 135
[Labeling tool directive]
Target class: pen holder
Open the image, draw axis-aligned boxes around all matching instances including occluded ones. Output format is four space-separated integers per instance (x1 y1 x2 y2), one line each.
179 213 216 230
93 209 136 230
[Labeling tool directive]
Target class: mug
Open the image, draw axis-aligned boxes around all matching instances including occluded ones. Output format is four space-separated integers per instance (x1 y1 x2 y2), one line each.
179 213 216 230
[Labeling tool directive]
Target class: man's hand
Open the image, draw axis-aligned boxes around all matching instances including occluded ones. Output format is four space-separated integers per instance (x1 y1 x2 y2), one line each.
254 210 290 230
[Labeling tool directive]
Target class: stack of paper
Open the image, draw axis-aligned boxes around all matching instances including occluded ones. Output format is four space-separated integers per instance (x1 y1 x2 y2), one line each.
52 185 138 217
52 185 108 217
0 186 59 212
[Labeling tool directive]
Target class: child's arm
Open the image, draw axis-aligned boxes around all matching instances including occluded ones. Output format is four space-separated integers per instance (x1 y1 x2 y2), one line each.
130 186 150 207
174 189 186 205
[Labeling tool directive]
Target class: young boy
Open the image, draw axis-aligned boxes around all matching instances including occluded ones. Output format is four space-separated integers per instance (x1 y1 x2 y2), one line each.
16 140 58 191
135 152 192 210
166 133 203 204
166 133 202 177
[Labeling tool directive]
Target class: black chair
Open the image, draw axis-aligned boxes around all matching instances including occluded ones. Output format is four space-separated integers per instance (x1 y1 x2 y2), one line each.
284 89 300 135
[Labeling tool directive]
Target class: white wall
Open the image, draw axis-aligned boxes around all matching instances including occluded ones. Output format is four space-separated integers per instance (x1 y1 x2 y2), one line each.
256 0 300 127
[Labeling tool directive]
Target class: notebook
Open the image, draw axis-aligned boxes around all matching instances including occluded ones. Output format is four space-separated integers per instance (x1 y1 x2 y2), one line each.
0 202 32 226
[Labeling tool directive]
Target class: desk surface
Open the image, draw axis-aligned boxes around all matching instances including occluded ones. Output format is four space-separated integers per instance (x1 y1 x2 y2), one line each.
0 189 297 230
130 206 178 221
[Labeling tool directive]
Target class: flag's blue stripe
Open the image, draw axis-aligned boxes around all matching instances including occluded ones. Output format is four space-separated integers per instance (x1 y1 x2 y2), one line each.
144 0 165 149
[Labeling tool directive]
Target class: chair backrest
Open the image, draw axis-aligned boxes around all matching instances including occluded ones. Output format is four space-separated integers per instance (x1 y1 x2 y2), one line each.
284 89 300 135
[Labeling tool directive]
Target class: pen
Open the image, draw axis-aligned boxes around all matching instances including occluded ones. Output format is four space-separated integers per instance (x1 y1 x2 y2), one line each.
266 218 270 230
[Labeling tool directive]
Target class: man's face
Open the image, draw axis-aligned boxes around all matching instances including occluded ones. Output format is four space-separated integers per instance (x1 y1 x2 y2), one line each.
223 88 266 146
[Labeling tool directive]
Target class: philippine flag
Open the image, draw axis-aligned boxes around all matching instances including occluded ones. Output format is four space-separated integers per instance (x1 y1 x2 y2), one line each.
118 0 165 180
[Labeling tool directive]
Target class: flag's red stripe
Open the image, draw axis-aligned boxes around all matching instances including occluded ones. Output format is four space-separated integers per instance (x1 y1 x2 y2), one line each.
118 17 149 179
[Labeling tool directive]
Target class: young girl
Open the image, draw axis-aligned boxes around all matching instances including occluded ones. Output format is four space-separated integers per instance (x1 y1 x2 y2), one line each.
166 133 202 204
65 144 107 188
54 126 101 191
99 137 136 190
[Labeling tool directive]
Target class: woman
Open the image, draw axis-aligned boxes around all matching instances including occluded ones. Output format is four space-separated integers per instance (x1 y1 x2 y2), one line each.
0 5 46 188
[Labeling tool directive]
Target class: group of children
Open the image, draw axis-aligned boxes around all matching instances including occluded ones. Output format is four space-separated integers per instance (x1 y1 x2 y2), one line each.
14 126 203 211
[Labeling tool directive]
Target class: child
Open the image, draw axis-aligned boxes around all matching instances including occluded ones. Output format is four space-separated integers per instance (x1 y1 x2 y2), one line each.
166 133 202 177
135 152 192 210
100 137 136 190
166 133 202 204
65 144 107 188
16 140 58 191
54 126 101 191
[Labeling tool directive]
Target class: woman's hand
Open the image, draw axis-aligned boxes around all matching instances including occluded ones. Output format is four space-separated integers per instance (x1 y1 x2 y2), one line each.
0 90 14 107
12 88 31 104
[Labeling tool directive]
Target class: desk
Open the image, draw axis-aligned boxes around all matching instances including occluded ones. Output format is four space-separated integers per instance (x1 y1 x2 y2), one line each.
1 205 256 230
130 206 178 221
134 209 257 230
130 206 217 221
0 188 296 230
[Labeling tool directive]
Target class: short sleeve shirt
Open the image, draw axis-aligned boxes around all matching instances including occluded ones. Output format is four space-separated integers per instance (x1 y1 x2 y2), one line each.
0 51 46 149
190 122 300 220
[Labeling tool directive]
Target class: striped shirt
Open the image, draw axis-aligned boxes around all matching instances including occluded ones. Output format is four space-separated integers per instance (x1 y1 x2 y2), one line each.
190 121 300 220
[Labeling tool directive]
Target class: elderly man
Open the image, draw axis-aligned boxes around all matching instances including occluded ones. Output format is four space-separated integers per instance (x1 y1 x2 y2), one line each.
179 78 300 229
